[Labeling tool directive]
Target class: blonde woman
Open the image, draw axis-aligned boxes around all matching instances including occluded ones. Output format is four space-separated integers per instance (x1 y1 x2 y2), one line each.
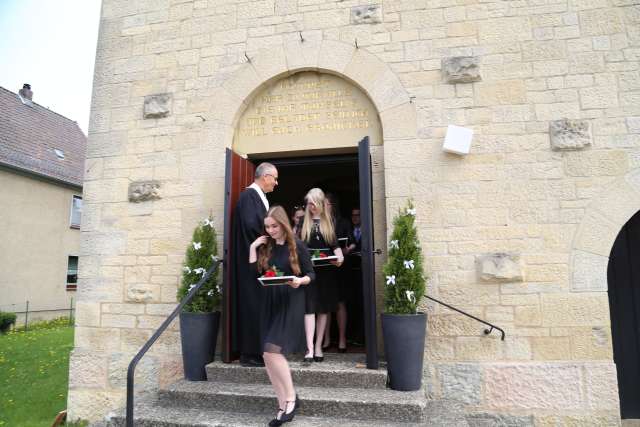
300 188 344 363
249 206 315 426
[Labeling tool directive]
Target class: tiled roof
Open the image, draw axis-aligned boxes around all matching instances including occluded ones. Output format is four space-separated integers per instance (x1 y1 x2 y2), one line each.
0 86 87 187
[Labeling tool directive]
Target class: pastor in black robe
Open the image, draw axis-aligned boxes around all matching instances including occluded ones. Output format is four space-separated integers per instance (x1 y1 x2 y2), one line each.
231 187 267 357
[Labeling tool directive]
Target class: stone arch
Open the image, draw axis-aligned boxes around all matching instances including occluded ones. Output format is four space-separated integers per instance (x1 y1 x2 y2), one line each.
570 168 640 292
207 39 417 149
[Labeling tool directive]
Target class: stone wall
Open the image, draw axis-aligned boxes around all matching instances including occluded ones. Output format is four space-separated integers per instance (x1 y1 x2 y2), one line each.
69 0 640 423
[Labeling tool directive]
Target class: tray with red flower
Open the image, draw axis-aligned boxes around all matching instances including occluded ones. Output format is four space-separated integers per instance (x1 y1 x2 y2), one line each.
257 266 296 286
311 249 338 267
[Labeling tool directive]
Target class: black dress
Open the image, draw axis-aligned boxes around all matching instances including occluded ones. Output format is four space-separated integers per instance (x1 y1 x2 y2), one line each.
250 239 315 355
334 216 351 303
304 219 339 314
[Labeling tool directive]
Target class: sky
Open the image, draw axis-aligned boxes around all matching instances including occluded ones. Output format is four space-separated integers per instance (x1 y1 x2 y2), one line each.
0 0 102 134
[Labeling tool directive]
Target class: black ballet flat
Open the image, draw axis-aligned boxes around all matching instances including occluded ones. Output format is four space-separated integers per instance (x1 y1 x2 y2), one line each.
303 355 314 363
269 398 298 426
338 346 347 353
268 409 284 427
313 355 324 362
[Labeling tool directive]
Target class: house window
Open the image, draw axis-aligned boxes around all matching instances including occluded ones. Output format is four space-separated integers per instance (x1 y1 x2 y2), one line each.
66 256 78 291
70 195 82 228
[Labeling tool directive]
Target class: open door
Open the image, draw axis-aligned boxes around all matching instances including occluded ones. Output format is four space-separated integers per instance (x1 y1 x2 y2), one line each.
222 149 255 363
358 137 379 369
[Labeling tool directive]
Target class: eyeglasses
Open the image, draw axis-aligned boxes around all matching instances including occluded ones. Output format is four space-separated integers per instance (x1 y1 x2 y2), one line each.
293 205 304 210
265 173 278 182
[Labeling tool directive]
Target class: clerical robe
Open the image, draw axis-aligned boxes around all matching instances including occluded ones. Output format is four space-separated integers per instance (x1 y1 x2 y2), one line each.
231 187 267 356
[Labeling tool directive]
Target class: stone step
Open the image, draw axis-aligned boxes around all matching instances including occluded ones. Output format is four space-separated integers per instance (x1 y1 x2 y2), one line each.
158 380 426 423
205 354 387 389
106 399 426 427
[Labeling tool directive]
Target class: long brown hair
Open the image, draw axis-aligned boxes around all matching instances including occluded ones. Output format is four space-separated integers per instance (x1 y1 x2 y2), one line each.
257 206 301 276
300 188 336 245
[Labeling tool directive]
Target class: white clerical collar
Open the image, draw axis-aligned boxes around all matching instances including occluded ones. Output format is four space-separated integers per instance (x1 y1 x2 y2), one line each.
248 182 269 211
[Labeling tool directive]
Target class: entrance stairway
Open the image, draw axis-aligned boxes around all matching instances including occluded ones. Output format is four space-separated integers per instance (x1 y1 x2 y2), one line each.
105 353 438 426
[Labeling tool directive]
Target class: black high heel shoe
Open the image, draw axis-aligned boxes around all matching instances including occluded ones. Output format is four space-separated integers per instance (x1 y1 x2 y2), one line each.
338 346 347 353
313 355 324 362
268 398 298 427
303 352 314 363
268 408 284 427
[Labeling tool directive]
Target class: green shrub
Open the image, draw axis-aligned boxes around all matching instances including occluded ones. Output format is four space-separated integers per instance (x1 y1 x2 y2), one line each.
0 311 17 333
382 201 427 314
177 217 221 313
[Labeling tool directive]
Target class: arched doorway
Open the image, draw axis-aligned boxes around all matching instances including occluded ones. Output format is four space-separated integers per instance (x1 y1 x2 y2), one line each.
221 71 385 369
608 209 640 419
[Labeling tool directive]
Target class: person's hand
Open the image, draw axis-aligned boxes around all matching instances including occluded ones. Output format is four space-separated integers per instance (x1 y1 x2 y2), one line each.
330 256 344 267
251 235 268 249
287 277 302 288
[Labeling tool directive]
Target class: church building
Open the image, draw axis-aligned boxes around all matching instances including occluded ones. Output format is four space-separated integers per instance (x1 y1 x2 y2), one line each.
69 0 639 424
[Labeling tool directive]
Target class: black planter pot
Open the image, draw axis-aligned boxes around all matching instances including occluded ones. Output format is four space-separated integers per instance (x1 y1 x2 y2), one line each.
381 312 427 391
179 311 220 381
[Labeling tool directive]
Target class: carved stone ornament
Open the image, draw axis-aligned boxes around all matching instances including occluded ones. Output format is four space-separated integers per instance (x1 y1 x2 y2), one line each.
476 253 524 282
143 93 172 119
351 4 382 25
442 56 482 84
549 119 592 151
128 180 161 203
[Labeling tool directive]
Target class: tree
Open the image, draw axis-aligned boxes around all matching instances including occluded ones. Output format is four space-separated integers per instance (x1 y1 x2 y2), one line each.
177 217 221 313
382 202 426 314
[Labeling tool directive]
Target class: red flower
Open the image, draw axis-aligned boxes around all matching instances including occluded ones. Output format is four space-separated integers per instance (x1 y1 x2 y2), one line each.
319 253 328 258
263 270 276 277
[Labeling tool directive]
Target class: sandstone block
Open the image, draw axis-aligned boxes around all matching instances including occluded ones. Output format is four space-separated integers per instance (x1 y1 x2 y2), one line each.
565 150 628 177
572 250 608 292
126 283 160 303
580 86 619 109
74 327 120 351
442 56 481 84
455 336 502 361
584 363 620 411
485 363 583 410
532 337 572 360
541 293 610 327
67 389 124 423
108 352 159 388
477 253 524 282
128 180 161 202
75 302 101 328
351 4 381 25
571 327 613 360
68 350 108 388
466 413 534 427
475 80 527 106
438 363 482 404
549 119 592 151
579 8 624 35
143 93 172 119
515 306 542 327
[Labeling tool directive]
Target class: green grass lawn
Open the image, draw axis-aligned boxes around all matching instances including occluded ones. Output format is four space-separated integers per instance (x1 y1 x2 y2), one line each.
0 320 74 427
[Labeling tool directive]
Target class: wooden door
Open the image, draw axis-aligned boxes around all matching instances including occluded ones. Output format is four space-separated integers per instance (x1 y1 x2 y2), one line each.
358 137 379 369
608 210 640 419
222 149 255 363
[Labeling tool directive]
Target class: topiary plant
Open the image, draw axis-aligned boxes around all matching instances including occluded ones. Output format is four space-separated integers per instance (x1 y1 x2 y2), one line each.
382 201 427 314
177 217 221 313
0 311 17 333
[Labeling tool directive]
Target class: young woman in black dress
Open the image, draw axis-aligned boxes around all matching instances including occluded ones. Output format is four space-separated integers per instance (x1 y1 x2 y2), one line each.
300 188 344 362
249 206 315 426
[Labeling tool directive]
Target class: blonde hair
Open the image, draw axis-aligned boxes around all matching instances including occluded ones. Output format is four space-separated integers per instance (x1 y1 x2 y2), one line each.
257 206 301 276
300 188 336 246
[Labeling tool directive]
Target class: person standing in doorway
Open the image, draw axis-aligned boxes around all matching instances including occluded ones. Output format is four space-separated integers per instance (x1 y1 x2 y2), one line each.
300 188 344 363
249 206 314 426
231 162 279 367
291 205 305 239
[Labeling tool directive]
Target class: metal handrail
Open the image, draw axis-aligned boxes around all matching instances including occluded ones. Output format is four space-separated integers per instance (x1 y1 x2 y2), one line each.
126 259 223 427
425 295 506 340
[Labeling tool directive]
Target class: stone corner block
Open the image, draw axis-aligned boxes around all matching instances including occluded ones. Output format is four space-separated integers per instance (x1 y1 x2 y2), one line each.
351 4 382 25
442 56 482 84
549 119 592 151
477 253 524 283
143 93 172 119
128 180 161 203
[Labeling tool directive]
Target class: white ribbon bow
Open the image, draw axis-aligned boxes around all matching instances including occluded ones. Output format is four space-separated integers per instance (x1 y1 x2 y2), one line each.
403 259 415 270
386 275 396 285
203 218 214 228
207 289 214 296
188 284 196 291
183 266 192 274
193 267 206 276
405 290 416 304
192 241 202 250
407 208 416 216
389 240 399 249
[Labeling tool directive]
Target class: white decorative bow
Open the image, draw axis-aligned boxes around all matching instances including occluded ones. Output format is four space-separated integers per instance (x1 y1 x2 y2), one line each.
193 241 202 250
389 240 399 249
188 284 196 291
193 267 206 276
211 255 219 261
386 275 396 285
407 208 416 216
207 289 214 296
216 284 221 293
406 290 416 304
183 266 192 273
203 218 214 228
403 259 415 270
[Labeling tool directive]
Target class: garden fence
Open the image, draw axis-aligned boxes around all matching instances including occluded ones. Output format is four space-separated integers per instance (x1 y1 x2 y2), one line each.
0 299 75 331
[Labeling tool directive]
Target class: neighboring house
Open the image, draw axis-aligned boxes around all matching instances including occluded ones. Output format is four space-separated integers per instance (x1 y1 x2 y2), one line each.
0 85 87 323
